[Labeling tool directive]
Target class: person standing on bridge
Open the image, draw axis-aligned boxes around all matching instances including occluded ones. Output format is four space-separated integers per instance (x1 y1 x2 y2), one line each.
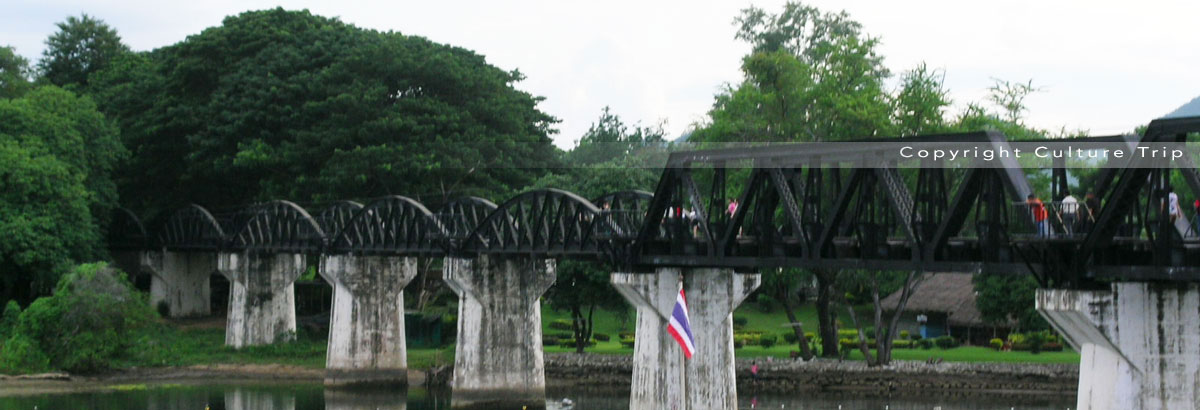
1027 194 1049 237
1061 191 1078 235
1168 186 1183 223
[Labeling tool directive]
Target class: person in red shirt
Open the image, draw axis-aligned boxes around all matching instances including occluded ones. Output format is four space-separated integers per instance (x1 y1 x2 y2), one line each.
1027 194 1048 237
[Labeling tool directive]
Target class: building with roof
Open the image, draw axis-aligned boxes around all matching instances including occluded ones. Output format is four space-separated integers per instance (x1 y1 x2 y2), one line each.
879 272 1011 345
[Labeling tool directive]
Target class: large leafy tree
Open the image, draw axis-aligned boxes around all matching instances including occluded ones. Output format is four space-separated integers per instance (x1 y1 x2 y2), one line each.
38 14 129 89
0 86 123 305
534 108 664 353
0 46 32 98
693 1 895 359
92 9 558 216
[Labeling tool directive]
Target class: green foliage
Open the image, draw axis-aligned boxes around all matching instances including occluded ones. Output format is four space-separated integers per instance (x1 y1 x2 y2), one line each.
549 319 573 331
758 334 778 348
619 336 635 349
8 263 159 373
934 336 959 349
0 333 50 373
0 86 125 304
917 338 934 349
891 339 912 349
989 338 1004 351
899 330 910 340
38 14 130 89
892 63 952 135
592 333 610 342
973 273 1048 331
733 316 749 327
782 332 798 344
95 8 558 214
754 293 774 312
0 46 32 98
0 301 19 339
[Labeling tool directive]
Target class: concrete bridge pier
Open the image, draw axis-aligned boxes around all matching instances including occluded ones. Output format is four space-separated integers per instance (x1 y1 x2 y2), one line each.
443 256 556 409
611 268 761 410
140 251 213 318
319 255 418 387
1038 283 1200 410
218 252 303 348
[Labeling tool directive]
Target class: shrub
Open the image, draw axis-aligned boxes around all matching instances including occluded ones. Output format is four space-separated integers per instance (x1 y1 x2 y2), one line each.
559 339 596 348
732 316 748 327
9 263 160 373
989 338 1004 351
837 329 859 339
1042 342 1064 352
733 338 745 349
917 339 934 349
542 336 559 346
618 332 634 339
899 330 910 340
804 332 815 341
0 301 20 339
619 337 635 348
755 294 774 312
782 332 798 344
1026 331 1047 354
934 336 958 349
892 339 912 349
593 333 610 342
910 333 923 341
0 334 50 374
759 334 778 348
549 319 573 330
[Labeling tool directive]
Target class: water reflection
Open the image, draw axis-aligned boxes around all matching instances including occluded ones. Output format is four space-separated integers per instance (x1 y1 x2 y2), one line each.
0 382 1073 410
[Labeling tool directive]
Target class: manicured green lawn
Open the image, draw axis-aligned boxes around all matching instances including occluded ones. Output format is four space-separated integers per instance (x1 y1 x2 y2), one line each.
119 302 1076 373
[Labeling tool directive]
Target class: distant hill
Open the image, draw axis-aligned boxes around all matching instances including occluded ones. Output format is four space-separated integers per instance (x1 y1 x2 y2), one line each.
1165 96 1200 118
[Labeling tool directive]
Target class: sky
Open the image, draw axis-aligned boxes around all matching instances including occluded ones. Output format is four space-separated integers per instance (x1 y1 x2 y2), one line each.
5 0 1200 149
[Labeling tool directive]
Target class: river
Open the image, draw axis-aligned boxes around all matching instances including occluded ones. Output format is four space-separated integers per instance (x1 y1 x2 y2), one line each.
0 381 1075 409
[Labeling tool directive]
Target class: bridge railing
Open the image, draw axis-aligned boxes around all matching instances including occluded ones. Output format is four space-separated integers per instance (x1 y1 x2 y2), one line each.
1011 201 1101 239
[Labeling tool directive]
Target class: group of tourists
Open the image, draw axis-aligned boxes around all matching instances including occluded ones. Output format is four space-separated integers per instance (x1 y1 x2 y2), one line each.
1025 186 1200 238
1024 191 1100 237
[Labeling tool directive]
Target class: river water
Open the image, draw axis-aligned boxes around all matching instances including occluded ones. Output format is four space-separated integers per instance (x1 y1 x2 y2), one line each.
0 382 1074 409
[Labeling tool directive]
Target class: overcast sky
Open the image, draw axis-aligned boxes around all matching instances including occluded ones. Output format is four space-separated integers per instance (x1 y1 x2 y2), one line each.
5 0 1199 148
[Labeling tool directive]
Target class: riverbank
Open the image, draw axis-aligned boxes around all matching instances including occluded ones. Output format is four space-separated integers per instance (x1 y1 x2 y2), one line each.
544 353 1079 394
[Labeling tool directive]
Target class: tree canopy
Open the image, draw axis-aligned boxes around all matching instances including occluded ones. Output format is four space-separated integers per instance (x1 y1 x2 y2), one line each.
96 8 559 215
0 86 123 304
38 14 130 90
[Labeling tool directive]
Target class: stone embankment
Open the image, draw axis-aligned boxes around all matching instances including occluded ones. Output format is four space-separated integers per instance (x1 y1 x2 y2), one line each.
545 353 1078 394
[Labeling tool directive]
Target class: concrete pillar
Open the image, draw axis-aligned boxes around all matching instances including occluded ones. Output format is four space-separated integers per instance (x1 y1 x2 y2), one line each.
320 255 418 387
324 387 407 410
1038 283 1200 410
218 252 303 348
140 251 213 317
611 268 761 410
443 256 556 409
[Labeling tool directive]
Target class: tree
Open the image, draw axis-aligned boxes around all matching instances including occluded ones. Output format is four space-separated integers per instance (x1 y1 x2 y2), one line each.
694 1 895 359
892 63 952 136
38 14 130 89
973 273 1047 331
89 9 559 217
0 86 125 305
0 46 32 98
534 108 664 353
758 268 815 359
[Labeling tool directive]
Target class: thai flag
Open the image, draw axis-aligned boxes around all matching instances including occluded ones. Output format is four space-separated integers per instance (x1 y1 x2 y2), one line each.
667 287 696 359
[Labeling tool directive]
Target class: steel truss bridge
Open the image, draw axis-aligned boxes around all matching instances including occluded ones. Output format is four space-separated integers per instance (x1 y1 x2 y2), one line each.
108 116 1200 289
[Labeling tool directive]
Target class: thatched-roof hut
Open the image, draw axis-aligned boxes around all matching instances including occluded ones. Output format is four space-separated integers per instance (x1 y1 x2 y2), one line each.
880 272 1011 345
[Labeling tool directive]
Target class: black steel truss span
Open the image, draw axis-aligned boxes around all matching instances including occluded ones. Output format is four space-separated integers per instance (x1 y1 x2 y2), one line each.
229 200 326 253
460 189 601 257
159 205 227 252
109 116 1200 286
328 196 443 256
